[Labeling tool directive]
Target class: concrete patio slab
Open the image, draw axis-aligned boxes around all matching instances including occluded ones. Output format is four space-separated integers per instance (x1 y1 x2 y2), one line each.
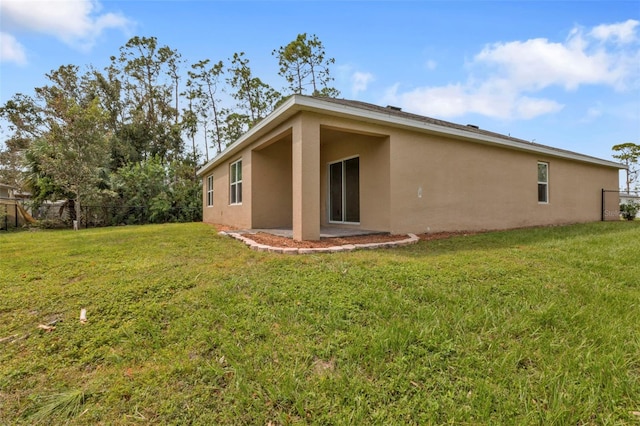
233 226 385 238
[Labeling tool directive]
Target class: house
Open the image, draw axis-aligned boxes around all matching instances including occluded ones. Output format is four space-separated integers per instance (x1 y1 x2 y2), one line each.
1 183 19 229
1 183 34 229
196 95 623 241
620 192 640 204
0 183 13 199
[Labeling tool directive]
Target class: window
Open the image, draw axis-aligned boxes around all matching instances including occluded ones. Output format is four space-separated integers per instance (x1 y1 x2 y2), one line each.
230 159 242 204
206 175 214 207
538 162 549 203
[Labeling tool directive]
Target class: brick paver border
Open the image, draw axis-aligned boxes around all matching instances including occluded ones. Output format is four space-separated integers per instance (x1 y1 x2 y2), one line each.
219 232 419 254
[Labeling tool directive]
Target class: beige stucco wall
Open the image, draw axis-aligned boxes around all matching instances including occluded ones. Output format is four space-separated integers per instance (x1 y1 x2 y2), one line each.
314 116 619 235
202 120 300 231
202 152 252 229
291 114 321 240
388 130 619 234
201 110 620 236
319 127 390 232
251 134 293 228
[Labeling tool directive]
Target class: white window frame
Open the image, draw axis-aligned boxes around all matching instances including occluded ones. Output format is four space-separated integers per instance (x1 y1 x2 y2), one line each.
206 175 214 207
230 159 242 205
538 162 549 204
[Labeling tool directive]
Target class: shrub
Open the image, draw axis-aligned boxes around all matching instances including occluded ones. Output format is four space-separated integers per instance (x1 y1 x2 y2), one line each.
620 201 639 221
30 218 66 229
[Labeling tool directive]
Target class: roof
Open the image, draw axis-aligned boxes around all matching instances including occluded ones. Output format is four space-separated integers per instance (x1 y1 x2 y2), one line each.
197 95 624 176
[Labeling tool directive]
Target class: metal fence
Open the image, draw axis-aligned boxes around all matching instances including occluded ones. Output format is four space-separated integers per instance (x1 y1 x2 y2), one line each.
1 200 201 230
1 199 20 231
32 204 201 228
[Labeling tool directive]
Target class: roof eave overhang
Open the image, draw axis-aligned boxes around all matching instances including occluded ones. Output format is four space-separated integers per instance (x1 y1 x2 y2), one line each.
196 95 624 177
197 95 301 176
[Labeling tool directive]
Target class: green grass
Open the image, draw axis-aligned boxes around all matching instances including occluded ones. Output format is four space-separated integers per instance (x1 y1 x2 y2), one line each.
1 222 639 425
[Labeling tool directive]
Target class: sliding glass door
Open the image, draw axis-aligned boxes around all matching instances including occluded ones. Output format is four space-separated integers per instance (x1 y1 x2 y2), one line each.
329 157 360 223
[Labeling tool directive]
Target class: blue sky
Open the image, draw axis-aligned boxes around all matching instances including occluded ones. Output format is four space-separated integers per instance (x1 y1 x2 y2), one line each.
1 0 639 167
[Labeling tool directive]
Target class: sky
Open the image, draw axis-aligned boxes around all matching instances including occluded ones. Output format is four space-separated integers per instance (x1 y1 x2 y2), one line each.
1 0 639 169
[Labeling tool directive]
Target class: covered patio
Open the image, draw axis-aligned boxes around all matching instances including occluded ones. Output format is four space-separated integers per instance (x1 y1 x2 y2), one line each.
249 120 390 241
219 225 419 254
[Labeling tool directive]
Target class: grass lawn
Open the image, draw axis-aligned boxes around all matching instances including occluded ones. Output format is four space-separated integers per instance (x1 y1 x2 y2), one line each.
1 222 639 425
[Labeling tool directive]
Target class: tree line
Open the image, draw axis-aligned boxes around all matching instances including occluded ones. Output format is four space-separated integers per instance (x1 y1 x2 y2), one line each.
0 34 339 225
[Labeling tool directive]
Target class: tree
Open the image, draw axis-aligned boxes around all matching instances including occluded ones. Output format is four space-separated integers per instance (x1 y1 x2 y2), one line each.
181 82 200 175
227 52 281 128
222 111 250 145
0 93 45 188
0 140 25 188
91 66 129 170
0 32 346 227
188 59 227 155
26 65 111 221
110 36 185 163
273 33 340 97
111 156 201 224
612 142 640 193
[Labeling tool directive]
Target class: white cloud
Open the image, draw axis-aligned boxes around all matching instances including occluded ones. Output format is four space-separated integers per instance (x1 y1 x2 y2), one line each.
385 20 639 120
514 96 565 119
590 19 639 44
0 32 27 65
475 26 635 91
351 71 374 95
384 81 563 120
0 0 132 53
425 60 437 71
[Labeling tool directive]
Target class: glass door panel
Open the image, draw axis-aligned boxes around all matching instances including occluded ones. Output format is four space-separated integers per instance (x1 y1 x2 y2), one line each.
329 162 343 222
344 157 360 223
329 157 359 223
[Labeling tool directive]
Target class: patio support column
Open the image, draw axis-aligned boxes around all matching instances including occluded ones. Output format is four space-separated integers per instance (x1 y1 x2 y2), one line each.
291 114 320 241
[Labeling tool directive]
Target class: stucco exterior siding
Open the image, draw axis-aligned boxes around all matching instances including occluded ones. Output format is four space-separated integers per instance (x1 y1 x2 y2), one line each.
198 95 623 240
542 157 619 223
291 114 321 240
202 152 252 229
387 130 619 234
251 134 293 229
319 127 390 233
202 120 298 230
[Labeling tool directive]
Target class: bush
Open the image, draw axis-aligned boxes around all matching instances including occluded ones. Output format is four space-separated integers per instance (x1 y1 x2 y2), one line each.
30 219 67 229
620 201 639 221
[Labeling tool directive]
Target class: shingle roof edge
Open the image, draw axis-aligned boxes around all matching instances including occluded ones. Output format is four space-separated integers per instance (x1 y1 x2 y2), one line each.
197 95 624 176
